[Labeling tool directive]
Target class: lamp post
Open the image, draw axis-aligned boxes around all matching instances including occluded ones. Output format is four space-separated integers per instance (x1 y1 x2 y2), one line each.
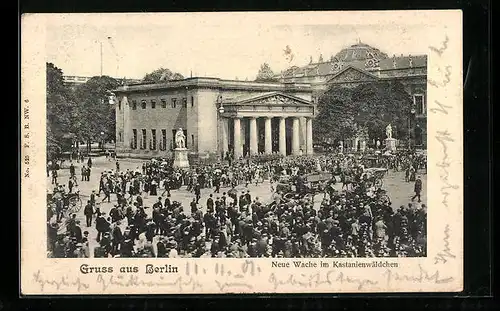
100 131 105 152
408 108 416 150
216 95 225 161
108 92 117 156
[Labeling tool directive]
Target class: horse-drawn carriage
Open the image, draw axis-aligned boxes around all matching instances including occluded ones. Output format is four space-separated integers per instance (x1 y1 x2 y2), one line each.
275 172 335 199
362 167 388 188
47 190 83 218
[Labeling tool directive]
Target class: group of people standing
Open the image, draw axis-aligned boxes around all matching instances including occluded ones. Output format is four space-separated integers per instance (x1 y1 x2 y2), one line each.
47 149 426 259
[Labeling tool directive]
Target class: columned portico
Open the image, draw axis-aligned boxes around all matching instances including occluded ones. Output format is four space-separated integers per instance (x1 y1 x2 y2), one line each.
221 117 229 155
279 117 286 156
306 117 313 154
264 117 272 154
220 92 315 157
249 117 258 155
292 117 300 155
233 117 243 158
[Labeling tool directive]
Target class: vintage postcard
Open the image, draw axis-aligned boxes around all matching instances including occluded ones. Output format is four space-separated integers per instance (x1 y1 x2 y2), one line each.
20 11 463 294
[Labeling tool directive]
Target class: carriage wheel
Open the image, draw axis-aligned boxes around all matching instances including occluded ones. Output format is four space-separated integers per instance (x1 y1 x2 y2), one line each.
68 196 82 213
76 197 83 212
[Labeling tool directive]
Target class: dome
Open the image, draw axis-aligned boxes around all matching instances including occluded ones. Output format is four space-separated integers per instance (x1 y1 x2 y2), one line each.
332 42 389 62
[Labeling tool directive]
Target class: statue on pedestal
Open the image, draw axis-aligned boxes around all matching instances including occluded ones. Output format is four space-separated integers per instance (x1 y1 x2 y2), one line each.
386 124 393 139
175 128 186 149
385 124 396 152
172 128 189 168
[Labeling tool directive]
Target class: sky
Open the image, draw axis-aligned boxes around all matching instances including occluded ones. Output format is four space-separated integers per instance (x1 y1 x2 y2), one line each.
44 12 442 80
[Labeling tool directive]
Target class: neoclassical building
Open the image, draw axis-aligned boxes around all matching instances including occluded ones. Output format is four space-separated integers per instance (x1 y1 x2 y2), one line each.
275 41 427 149
113 78 316 158
114 42 427 159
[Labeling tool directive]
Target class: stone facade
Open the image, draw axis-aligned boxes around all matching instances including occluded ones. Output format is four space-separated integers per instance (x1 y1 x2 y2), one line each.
114 78 315 159
275 42 428 149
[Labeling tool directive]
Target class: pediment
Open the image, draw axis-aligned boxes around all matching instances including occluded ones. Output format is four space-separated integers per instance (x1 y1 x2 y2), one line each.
327 66 378 84
227 92 312 107
257 94 309 106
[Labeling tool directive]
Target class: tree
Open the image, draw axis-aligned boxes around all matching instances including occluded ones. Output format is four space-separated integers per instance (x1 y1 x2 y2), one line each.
142 68 184 83
313 81 413 144
73 76 119 153
46 63 75 159
313 85 357 144
351 81 412 141
255 63 278 82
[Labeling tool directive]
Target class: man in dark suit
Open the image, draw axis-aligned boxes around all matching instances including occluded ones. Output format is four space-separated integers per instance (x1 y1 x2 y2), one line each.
164 194 171 211
69 162 76 178
206 194 214 213
71 220 83 243
81 165 86 181
194 183 201 203
136 194 143 208
111 223 123 256
96 213 110 242
153 197 163 210
411 176 423 203
190 198 198 215
244 190 252 205
84 200 94 227
89 190 96 207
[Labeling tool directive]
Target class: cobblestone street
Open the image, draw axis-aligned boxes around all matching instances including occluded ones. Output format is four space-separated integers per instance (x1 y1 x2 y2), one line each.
48 156 426 257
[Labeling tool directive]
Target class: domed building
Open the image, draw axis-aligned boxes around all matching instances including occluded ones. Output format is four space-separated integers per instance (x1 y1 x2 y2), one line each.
275 41 427 149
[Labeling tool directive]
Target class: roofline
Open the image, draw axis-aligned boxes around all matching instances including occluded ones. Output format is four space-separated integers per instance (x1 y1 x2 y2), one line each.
224 91 313 106
326 64 379 82
114 77 313 94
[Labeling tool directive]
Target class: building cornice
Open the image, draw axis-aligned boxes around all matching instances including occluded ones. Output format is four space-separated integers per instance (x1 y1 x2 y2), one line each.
114 77 313 94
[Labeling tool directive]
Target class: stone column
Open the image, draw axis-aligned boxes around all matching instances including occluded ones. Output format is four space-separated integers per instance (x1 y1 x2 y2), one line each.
292 117 300 155
221 117 229 155
233 117 243 158
249 117 258 155
121 96 130 149
306 117 313 154
279 117 286 156
264 117 272 154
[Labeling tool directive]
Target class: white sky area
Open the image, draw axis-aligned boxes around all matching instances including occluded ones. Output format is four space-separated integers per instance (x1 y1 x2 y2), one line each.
44 12 441 80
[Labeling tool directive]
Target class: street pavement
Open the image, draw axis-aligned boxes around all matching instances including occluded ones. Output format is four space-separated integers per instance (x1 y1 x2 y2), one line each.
48 156 426 257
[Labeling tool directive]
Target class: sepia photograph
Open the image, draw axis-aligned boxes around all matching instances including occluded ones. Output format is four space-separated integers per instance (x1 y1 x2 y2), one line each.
21 11 463 294
45 19 428 259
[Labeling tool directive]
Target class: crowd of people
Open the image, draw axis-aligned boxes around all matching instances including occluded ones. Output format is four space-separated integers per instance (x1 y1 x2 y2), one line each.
47 149 427 259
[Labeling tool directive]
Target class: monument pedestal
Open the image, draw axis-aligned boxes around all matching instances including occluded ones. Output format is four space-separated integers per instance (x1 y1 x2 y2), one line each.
385 138 397 151
172 148 190 169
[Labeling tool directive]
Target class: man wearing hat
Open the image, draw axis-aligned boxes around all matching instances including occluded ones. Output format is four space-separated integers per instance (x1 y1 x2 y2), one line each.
244 190 252 205
194 182 201 203
111 221 124 256
206 194 214 213
411 175 423 203
100 232 112 257
70 220 83 243
96 212 110 243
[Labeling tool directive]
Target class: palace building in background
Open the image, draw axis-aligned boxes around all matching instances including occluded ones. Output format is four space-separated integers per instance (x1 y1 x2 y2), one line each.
113 41 427 159
113 78 315 159
275 41 427 149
